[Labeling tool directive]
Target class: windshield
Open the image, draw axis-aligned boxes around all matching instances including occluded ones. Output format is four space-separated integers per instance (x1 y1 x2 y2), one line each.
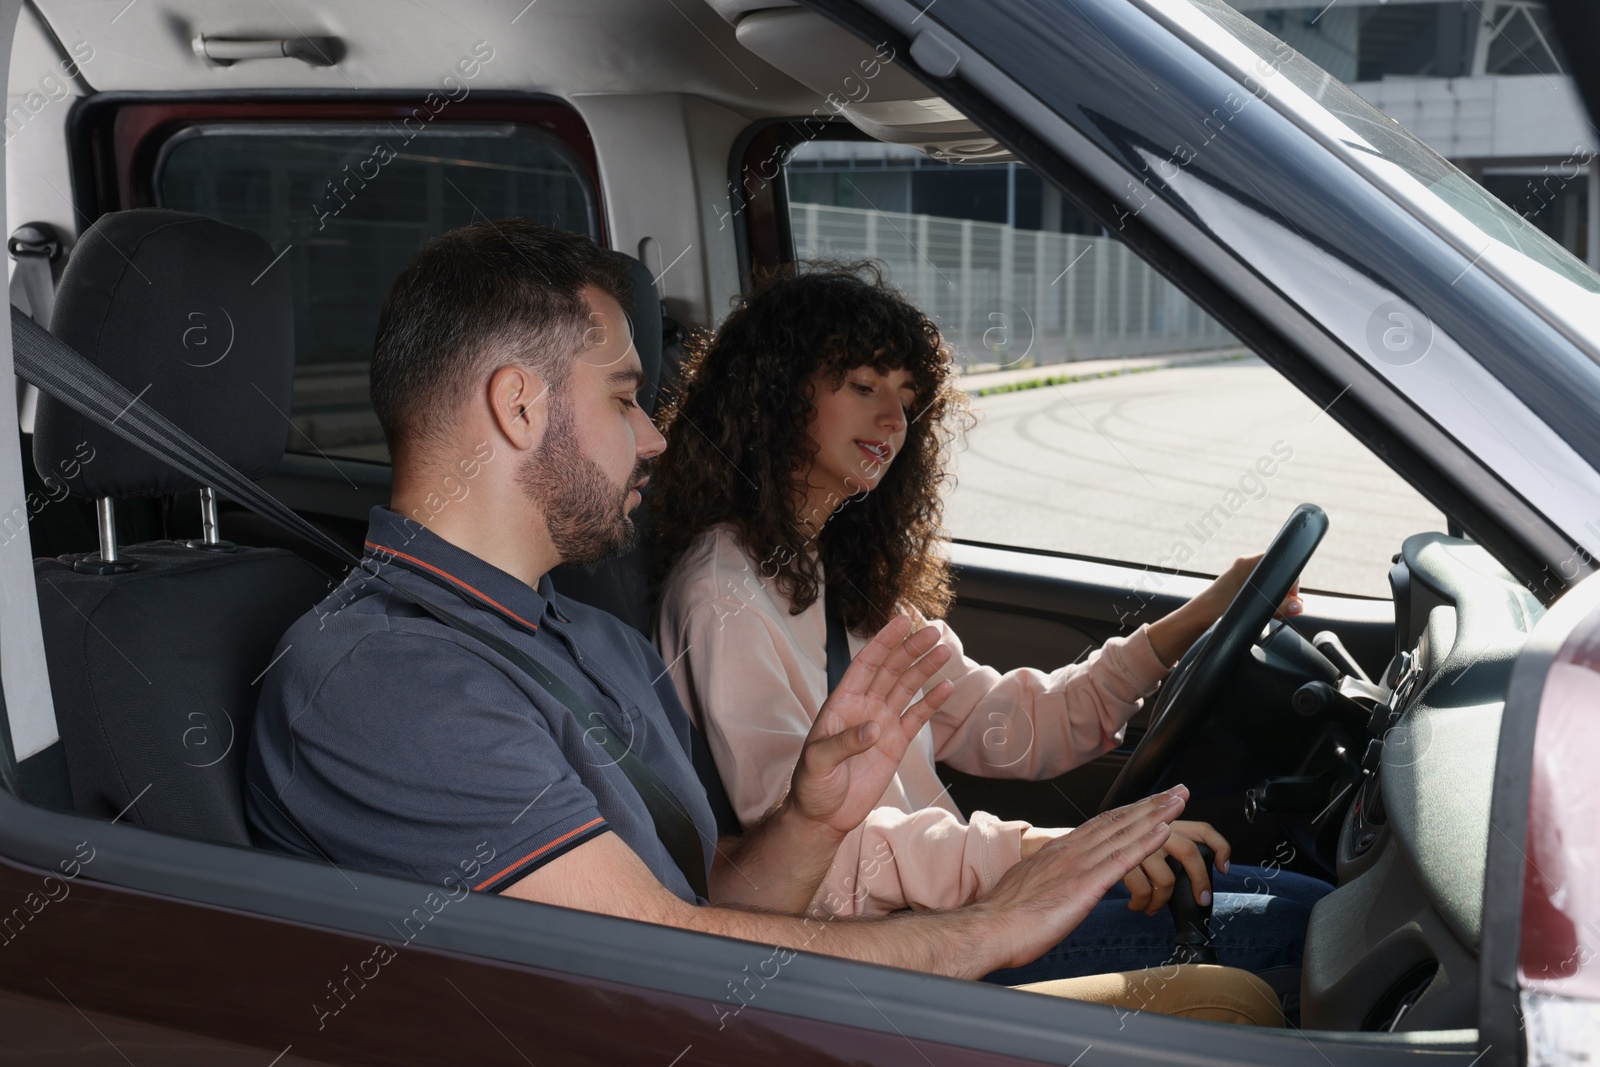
1169 0 1600 354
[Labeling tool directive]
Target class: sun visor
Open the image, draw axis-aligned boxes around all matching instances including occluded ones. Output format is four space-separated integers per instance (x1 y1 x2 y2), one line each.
728 6 1015 164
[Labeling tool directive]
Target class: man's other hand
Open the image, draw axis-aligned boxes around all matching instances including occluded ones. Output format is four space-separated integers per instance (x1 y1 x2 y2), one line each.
978 787 1188 972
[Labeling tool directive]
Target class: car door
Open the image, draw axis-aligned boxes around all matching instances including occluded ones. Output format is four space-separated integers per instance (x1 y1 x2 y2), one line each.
1 0 1586 1062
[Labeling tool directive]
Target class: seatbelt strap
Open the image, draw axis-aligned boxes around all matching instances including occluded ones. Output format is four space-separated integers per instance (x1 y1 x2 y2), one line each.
825 584 850 695
8 225 61 326
10 225 62 435
9 307 710 899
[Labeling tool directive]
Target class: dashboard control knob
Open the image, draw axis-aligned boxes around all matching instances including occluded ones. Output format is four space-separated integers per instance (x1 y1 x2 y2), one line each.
1245 775 1324 821
1313 630 1371 683
1294 680 1372 730
1367 701 1395 737
1389 650 1413 688
1292 680 1331 717
1361 738 1385 777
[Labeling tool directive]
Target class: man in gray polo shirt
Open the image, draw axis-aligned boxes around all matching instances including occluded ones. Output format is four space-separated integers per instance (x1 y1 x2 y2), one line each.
245 220 1197 984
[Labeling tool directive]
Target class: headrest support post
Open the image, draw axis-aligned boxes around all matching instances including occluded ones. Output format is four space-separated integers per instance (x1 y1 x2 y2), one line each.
199 487 220 544
95 497 118 563
184 487 237 553
69 498 138 573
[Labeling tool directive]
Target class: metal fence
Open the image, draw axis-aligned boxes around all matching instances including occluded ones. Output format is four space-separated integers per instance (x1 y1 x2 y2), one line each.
791 202 1236 368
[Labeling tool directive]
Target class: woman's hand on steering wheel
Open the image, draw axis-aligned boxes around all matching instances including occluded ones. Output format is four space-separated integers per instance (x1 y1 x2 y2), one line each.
1148 552 1304 665
1101 504 1329 812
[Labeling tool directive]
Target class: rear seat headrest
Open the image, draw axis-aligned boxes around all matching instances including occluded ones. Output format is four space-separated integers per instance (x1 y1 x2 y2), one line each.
33 209 295 499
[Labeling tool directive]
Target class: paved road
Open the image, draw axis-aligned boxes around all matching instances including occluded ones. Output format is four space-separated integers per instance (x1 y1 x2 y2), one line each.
943 357 1447 599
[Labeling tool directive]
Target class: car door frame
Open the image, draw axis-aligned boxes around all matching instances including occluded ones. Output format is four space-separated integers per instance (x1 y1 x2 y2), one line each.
0 0 1551 1060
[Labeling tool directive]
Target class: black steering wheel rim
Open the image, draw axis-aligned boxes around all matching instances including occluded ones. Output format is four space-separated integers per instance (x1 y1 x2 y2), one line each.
1098 503 1329 812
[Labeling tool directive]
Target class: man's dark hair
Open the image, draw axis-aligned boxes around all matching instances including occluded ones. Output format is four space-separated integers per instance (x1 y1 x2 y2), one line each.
370 219 633 462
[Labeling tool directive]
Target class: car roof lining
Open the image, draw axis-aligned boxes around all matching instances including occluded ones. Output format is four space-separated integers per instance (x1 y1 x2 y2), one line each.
25 0 819 115
25 0 1008 165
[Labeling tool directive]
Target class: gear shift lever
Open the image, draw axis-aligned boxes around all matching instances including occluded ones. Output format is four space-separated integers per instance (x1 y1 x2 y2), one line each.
1165 843 1217 965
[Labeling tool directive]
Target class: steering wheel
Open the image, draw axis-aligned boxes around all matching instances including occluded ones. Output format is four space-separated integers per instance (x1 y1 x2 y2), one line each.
1099 503 1328 812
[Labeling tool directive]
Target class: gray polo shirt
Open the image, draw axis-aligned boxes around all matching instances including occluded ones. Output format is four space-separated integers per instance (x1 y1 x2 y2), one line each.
245 505 716 901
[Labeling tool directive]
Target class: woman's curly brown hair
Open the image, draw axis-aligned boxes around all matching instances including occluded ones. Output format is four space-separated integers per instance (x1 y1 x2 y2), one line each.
651 262 973 633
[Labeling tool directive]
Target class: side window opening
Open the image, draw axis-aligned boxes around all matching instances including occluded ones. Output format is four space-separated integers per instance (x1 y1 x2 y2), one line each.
155 121 599 464
780 136 1446 598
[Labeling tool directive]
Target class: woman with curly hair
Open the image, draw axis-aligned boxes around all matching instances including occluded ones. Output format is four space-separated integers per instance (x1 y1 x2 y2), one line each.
651 264 1330 994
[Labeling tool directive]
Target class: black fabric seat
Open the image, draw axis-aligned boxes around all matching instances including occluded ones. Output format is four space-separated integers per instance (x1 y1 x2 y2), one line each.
29 215 690 842
36 545 327 841
32 209 329 845
547 252 677 636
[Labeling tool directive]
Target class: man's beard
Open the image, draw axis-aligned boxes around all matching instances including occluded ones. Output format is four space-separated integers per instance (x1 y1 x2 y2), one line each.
518 394 648 567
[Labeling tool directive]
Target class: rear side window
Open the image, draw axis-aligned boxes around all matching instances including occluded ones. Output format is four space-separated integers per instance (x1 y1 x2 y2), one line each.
156 124 598 462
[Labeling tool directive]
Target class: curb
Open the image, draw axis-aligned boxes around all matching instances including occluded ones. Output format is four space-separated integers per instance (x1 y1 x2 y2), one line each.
962 351 1251 397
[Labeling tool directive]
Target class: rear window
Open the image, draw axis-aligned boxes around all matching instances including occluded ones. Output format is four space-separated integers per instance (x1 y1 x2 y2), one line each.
156 123 598 462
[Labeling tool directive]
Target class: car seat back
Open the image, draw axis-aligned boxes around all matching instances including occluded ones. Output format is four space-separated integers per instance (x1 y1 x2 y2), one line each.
32 209 328 844
547 251 670 635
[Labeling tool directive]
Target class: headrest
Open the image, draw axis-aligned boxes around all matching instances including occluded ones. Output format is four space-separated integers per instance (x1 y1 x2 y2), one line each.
606 250 663 416
33 209 295 499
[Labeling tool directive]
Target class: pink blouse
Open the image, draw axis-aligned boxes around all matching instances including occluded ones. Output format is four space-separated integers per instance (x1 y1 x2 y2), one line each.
654 525 1171 917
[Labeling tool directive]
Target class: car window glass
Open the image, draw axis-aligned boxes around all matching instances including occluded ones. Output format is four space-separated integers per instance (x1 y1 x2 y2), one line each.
1180 0 1600 308
785 139 1445 597
157 123 598 462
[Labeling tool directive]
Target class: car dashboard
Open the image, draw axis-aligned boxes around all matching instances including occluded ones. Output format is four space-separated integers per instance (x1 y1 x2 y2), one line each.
1301 533 1543 1031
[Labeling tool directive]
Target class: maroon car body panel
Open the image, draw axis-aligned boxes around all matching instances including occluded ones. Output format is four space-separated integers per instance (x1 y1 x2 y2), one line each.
1519 602 1600 1003
0 852 1070 1066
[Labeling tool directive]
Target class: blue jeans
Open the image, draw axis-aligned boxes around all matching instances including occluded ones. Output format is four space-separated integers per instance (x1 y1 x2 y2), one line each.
980 865 1333 1011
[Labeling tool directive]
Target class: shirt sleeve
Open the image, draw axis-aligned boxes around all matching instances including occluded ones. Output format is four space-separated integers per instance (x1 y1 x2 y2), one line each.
250 629 611 895
663 596 1029 915
923 618 1173 780
815 807 1029 917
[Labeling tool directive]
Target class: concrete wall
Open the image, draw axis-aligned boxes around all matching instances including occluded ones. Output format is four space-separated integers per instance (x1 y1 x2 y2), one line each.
1353 74 1592 161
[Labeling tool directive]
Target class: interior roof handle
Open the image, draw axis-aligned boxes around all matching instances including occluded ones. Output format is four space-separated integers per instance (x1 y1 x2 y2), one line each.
191 33 344 67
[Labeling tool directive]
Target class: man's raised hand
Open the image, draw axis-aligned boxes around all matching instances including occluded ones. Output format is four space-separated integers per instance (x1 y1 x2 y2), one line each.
788 615 954 836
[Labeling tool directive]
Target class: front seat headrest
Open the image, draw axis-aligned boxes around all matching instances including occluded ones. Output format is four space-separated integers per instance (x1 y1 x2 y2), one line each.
33 208 295 499
604 250 663 416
